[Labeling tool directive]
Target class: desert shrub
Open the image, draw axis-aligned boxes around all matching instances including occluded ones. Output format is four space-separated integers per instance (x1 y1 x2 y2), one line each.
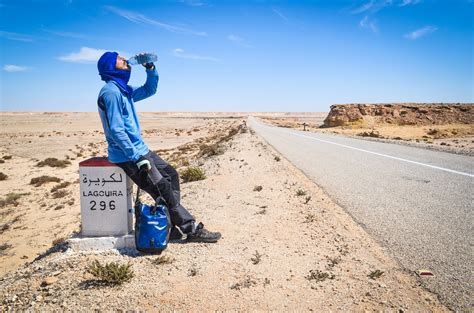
368 270 384 280
304 213 316 223
188 264 199 277
358 130 380 138
0 172 7 181
198 143 222 157
88 260 134 285
152 255 175 265
253 185 263 192
0 243 12 256
0 193 29 208
274 156 281 162
296 189 307 196
0 223 10 234
51 190 69 199
52 237 66 246
180 167 206 183
230 275 257 290
306 270 335 282
30 176 61 187
251 250 263 265
2 155 12 160
36 158 71 168
51 182 70 192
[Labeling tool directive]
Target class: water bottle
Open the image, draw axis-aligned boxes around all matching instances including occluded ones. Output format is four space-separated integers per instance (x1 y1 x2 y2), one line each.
127 53 158 65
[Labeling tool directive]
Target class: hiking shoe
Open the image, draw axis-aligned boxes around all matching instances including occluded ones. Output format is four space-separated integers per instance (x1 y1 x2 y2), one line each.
169 226 184 240
186 222 221 243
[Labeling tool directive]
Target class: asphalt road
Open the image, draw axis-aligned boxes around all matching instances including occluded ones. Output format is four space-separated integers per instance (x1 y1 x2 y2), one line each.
249 117 473 311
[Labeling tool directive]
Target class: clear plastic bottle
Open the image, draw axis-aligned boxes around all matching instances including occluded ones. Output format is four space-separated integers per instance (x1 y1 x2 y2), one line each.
127 53 158 65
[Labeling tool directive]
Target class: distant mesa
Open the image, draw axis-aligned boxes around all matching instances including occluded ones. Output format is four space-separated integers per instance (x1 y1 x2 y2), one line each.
323 103 474 128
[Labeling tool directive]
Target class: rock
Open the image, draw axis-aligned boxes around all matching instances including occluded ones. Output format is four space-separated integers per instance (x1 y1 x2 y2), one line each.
323 103 474 127
35 295 43 302
41 276 59 286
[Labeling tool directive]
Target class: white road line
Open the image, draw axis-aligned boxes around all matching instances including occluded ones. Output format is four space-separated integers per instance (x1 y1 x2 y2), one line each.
253 120 474 178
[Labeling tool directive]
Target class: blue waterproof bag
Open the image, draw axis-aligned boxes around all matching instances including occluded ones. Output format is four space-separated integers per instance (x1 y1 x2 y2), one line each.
134 188 171 254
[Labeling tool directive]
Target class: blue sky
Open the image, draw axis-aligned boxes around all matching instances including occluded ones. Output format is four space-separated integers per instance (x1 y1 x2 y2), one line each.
0 0 472 112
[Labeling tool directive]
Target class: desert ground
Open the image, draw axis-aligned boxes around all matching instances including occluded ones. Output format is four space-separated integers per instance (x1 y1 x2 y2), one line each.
0 112 447 311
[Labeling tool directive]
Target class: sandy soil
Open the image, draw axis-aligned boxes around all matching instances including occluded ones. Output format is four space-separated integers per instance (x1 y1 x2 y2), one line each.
0 113 447 311
0 112 235 275
262 116 474 156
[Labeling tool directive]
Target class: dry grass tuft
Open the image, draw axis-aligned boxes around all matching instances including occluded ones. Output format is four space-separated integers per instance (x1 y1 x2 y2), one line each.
306 269 335 282
152 255 175 265
296 189 307 196
52 237 66 246
358 130 381 138
0 193 30 208
0 243 13 256
54 205 64 210
368 270 384 280
198 143 222 157
251 250 263 265
51 190 69 199
30 176 61 187
88 260 134 285
230 275 257 290
180 167 206 183
304 213 316 223
36 158 71 168
188 264 199 277
51 181 71 192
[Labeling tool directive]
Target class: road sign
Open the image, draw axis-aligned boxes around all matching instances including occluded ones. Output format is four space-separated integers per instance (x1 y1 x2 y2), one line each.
79 157 133 236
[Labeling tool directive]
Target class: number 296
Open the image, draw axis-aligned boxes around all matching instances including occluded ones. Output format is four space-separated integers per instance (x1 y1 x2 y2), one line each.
90 200 116 211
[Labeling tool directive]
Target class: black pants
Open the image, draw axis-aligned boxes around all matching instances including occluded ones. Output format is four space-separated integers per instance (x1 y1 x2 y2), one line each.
116 151 195 233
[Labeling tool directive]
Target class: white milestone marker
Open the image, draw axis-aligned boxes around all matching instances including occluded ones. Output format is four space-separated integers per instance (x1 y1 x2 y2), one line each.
79 157 133 236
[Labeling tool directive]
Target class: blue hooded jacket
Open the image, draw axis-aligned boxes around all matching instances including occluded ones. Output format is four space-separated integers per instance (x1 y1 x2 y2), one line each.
97 51 159 163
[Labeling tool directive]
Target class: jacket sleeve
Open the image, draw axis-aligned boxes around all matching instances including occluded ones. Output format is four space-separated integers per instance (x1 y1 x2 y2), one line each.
101 91 142 162
131 68 159 102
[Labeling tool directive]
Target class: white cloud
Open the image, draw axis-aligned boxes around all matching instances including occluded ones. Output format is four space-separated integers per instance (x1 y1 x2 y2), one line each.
359 15 378 33
272 7 288 22
43 29 88 39
3 64 30 72
0 31 35 42
178 0 206 6
351 0 419 14
404 25 437 40
105 6 207 36
172 48 220 62
350 0 375 14
399 0 421 6
227 34 252 48
58 47 108 63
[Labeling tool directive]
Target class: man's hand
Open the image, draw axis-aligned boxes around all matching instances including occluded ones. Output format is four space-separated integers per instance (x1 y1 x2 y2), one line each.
143 62 155 70
136 156 152 171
